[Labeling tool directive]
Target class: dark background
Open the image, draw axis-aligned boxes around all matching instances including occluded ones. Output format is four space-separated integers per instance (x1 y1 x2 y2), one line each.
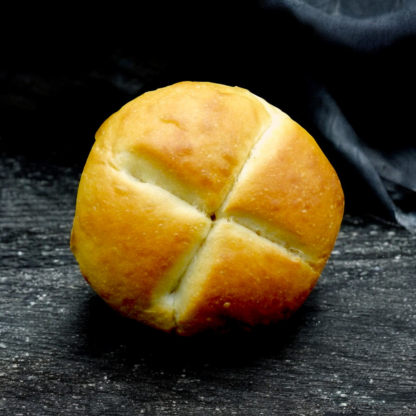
2 1 416 227
0 0 416 229
1 1 416 414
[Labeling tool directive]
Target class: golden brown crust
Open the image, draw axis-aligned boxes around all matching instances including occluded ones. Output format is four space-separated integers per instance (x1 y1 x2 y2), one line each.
220 105 344 272
70 144 211 331
97 81 271 214
174 220 319 335
70 81 344 334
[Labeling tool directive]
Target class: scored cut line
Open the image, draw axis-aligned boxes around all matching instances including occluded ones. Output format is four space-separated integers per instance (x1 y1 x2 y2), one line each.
110 99 310 269
106 103 317 322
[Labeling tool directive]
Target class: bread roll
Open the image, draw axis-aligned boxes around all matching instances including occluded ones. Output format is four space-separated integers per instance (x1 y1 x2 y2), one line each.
70 81 344 335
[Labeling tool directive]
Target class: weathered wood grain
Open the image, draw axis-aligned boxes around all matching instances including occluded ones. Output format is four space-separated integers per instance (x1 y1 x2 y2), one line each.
1 155 415 415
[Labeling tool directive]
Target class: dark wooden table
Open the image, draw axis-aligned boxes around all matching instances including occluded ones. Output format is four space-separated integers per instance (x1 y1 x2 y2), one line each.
1 154 415 415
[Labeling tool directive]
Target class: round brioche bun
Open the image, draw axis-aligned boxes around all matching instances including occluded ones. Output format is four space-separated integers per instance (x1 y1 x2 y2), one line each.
70 81 344 335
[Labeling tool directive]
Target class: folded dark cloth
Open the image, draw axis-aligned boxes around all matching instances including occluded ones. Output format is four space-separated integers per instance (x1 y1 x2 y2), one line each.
258 0 416 232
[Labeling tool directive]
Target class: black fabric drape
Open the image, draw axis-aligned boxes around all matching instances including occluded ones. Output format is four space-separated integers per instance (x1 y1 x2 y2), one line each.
257 0 416 231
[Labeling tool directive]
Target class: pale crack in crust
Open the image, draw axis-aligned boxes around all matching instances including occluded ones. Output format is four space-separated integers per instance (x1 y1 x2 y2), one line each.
111 98 319 330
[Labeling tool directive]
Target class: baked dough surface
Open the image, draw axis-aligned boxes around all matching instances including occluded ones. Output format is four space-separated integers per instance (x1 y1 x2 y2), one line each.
71 81 344 335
